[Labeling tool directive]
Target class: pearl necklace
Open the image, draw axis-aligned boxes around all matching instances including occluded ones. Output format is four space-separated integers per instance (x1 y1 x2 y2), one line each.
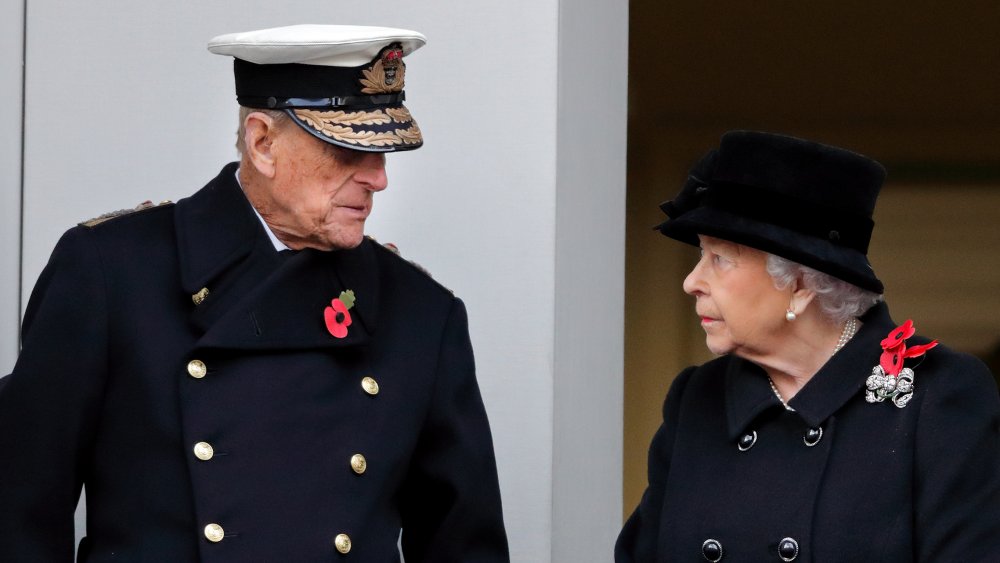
768 377 796 412
833 317 859 355
768 317 859 411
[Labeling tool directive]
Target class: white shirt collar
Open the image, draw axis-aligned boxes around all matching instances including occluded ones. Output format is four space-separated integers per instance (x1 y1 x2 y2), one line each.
235 168 290 252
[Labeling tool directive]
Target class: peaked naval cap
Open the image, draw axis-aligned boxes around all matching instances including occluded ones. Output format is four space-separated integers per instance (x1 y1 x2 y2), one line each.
657 131 887 293
208 24 426 152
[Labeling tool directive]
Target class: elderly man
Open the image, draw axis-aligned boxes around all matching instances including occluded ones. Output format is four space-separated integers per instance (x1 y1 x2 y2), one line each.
0 25 509 562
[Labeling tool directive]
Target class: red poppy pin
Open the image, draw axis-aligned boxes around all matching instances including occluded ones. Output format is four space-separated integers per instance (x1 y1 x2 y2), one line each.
865 319 938 408
324 290 356 339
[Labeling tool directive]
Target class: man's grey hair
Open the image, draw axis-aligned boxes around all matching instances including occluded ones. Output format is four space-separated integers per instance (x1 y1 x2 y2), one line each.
235 106 290 155
766 253 882 323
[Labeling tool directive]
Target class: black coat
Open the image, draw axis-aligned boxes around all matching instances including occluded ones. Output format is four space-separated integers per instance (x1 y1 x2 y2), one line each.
0 163 509 562
617 303 1000 562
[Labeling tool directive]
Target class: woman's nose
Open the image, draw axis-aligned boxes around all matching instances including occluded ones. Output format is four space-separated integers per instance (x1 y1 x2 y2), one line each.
682 258 707 296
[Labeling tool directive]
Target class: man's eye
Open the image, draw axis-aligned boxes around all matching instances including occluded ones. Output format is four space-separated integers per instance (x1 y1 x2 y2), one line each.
324 143 363 165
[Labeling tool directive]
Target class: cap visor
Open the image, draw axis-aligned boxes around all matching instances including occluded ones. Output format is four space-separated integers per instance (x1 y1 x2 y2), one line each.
287 103 422 152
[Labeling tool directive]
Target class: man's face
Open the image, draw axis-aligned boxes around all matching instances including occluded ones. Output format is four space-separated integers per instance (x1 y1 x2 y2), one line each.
259 122 388 251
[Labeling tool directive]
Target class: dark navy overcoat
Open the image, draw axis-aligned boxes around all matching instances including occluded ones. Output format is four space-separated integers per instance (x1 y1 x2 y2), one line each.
0 163 509 562
617 303 1000 562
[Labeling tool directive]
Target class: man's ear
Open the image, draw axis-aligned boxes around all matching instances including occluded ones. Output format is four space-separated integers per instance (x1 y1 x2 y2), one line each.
244 112 279 178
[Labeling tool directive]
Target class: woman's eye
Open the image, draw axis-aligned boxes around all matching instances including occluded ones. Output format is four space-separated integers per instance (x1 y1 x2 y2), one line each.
700 248 732 267
713 253 735 267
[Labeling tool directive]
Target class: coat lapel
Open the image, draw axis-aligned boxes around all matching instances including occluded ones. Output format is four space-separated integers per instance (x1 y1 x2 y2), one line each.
174 163 286 333
788 303 895 427
724 302 898 435
327 237 379 336
724 358 778 440
193 240 380 351
175 163 261 296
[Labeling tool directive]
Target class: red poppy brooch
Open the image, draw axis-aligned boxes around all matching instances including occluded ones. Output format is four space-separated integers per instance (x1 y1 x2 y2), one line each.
865 319 938 408
324 290 356 339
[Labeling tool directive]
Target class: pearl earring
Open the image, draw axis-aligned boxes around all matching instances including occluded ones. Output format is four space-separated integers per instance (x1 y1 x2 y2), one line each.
785 310 797 322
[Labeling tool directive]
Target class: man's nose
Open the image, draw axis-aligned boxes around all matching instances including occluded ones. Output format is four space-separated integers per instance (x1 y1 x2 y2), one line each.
357 154 388 191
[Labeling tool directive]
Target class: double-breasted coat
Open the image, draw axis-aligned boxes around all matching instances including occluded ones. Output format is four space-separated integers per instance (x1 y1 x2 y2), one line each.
616 303 1000 562
0 163 509 562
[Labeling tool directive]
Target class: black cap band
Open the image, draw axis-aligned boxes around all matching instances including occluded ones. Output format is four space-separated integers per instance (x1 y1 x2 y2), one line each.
238 93 406 110
234 58 364 100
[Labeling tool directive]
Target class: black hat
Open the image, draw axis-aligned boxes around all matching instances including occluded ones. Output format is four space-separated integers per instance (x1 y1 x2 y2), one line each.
208 25 425 152
656 131 887 293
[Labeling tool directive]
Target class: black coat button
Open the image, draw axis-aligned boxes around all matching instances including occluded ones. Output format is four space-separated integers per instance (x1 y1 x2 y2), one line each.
803 427 823 447
778 537 799 561
702 538 723 562
737 431 757 452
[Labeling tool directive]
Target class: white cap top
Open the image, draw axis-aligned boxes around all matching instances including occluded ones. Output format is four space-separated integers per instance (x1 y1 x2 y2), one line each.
207 24 426 67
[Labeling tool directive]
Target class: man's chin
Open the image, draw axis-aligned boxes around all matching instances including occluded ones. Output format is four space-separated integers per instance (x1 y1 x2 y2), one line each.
288 233 364 252
325 232 365 251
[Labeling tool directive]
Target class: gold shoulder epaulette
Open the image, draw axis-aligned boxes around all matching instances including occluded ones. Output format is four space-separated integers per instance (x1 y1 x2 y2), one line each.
369 236 427 272
367 236 453 294
80 200 173 227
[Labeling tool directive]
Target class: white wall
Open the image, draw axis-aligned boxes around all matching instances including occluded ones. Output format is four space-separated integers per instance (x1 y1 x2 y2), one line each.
0 0 24 376
14 2 627 560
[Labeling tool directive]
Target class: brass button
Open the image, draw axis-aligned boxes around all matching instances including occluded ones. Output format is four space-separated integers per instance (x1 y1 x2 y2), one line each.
187 360 207 379
193 442 214 461
334 533 352 554
361 376 379 396
350 454 367 475
204 523 225 543
192 287 210 306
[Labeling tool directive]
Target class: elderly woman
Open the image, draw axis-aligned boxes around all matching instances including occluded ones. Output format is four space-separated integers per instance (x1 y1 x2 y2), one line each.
616 131 1000 562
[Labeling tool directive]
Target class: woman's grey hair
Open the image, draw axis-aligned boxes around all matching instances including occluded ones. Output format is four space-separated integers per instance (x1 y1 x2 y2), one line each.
766 254 883 323
235 106 290 155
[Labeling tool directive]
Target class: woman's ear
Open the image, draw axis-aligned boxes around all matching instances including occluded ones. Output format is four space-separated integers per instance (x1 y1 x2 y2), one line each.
243 112 279 178
787 276 817 317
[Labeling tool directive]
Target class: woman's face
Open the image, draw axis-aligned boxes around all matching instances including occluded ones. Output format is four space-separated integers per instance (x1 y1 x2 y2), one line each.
682 235 790 358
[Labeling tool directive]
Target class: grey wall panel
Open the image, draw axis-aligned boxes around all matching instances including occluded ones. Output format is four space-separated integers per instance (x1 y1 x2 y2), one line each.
553 0 628 559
